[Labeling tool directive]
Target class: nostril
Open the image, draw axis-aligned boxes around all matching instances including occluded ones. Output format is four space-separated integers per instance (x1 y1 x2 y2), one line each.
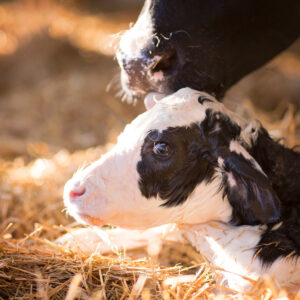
152 49 177 74
69 184 86 199
122 57 127 67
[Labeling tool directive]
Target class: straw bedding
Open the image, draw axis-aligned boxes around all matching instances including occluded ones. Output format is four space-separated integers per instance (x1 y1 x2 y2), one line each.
0 144 298 299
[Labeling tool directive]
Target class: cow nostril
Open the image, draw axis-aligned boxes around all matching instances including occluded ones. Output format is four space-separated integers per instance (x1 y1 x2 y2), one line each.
152 49 177 74
69 184 86 199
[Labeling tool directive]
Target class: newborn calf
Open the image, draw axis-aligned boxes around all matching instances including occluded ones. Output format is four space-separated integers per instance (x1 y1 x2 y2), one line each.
62 88 300 291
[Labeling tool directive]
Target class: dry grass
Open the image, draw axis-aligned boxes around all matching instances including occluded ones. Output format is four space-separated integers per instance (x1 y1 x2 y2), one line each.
0 146 215 299
0 138 299 299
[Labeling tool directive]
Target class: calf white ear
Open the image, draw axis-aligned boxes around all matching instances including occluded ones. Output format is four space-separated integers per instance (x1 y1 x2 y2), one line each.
217 146 281 225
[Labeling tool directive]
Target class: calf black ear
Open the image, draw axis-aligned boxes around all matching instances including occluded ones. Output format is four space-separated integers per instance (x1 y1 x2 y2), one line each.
217 146 281 225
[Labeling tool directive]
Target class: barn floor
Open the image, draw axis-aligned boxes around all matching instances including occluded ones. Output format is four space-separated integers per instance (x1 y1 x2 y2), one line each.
0 1 299 299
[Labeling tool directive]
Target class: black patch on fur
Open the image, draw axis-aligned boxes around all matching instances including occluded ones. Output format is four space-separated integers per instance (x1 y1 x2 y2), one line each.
119 0 300 100
256 224 300 266
201 110 280 225
199 109 241 142
137 105 300 264
220 150 281 225
247 127 300 210
137 124 215 207
243 126 300 264
137 109 280 226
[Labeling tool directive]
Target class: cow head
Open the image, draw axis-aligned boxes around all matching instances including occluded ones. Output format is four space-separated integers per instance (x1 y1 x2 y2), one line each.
64 88 280 229
117 0 300 103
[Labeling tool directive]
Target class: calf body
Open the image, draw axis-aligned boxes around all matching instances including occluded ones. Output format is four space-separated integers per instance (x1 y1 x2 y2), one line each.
62 89 300 291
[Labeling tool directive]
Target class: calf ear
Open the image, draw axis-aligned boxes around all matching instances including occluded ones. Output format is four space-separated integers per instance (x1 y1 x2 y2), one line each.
217 146 281 225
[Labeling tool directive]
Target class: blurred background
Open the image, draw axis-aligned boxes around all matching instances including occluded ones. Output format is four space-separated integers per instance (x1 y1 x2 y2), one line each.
0 0 299 162
0 0 146 161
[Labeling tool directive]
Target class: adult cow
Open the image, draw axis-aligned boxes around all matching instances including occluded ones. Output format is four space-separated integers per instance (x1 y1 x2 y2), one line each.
117 0 300 102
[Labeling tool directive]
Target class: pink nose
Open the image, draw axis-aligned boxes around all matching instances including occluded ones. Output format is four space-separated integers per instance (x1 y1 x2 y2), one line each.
69 183 86 200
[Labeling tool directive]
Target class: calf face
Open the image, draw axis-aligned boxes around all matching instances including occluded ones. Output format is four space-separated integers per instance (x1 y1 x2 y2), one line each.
64 88 280 229
117 0 300 101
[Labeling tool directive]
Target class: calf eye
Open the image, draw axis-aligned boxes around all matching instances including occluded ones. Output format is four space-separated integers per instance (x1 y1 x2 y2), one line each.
153 142 170 156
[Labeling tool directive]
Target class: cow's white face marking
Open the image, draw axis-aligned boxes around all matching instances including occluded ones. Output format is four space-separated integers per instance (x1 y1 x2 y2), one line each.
119 0 153 59
117 0 155 96
64 88 259 230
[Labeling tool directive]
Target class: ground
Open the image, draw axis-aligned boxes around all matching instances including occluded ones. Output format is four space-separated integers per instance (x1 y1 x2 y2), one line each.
0 1 299 299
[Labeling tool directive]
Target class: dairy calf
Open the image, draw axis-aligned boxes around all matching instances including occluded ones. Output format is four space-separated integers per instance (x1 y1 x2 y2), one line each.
61 88 300 291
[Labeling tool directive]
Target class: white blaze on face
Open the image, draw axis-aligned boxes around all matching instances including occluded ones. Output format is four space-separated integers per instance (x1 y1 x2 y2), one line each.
64 88 256 230
119 0 153 60
117 0 155 97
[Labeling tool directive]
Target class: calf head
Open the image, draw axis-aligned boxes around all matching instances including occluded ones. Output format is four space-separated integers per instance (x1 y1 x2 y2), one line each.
64 88 280 229
117 0 300 101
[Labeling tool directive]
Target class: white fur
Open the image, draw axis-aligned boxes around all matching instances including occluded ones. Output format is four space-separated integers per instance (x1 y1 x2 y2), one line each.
118 0 153 59
144 92 166 110
62 88 299 292
64 88 234 230
57 223 300 291
183 222 300 291
117 0 164 96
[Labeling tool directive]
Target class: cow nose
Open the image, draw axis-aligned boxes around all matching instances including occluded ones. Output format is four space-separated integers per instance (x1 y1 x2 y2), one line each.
120 47 178 80
69 183 86 200
150 48 178 74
